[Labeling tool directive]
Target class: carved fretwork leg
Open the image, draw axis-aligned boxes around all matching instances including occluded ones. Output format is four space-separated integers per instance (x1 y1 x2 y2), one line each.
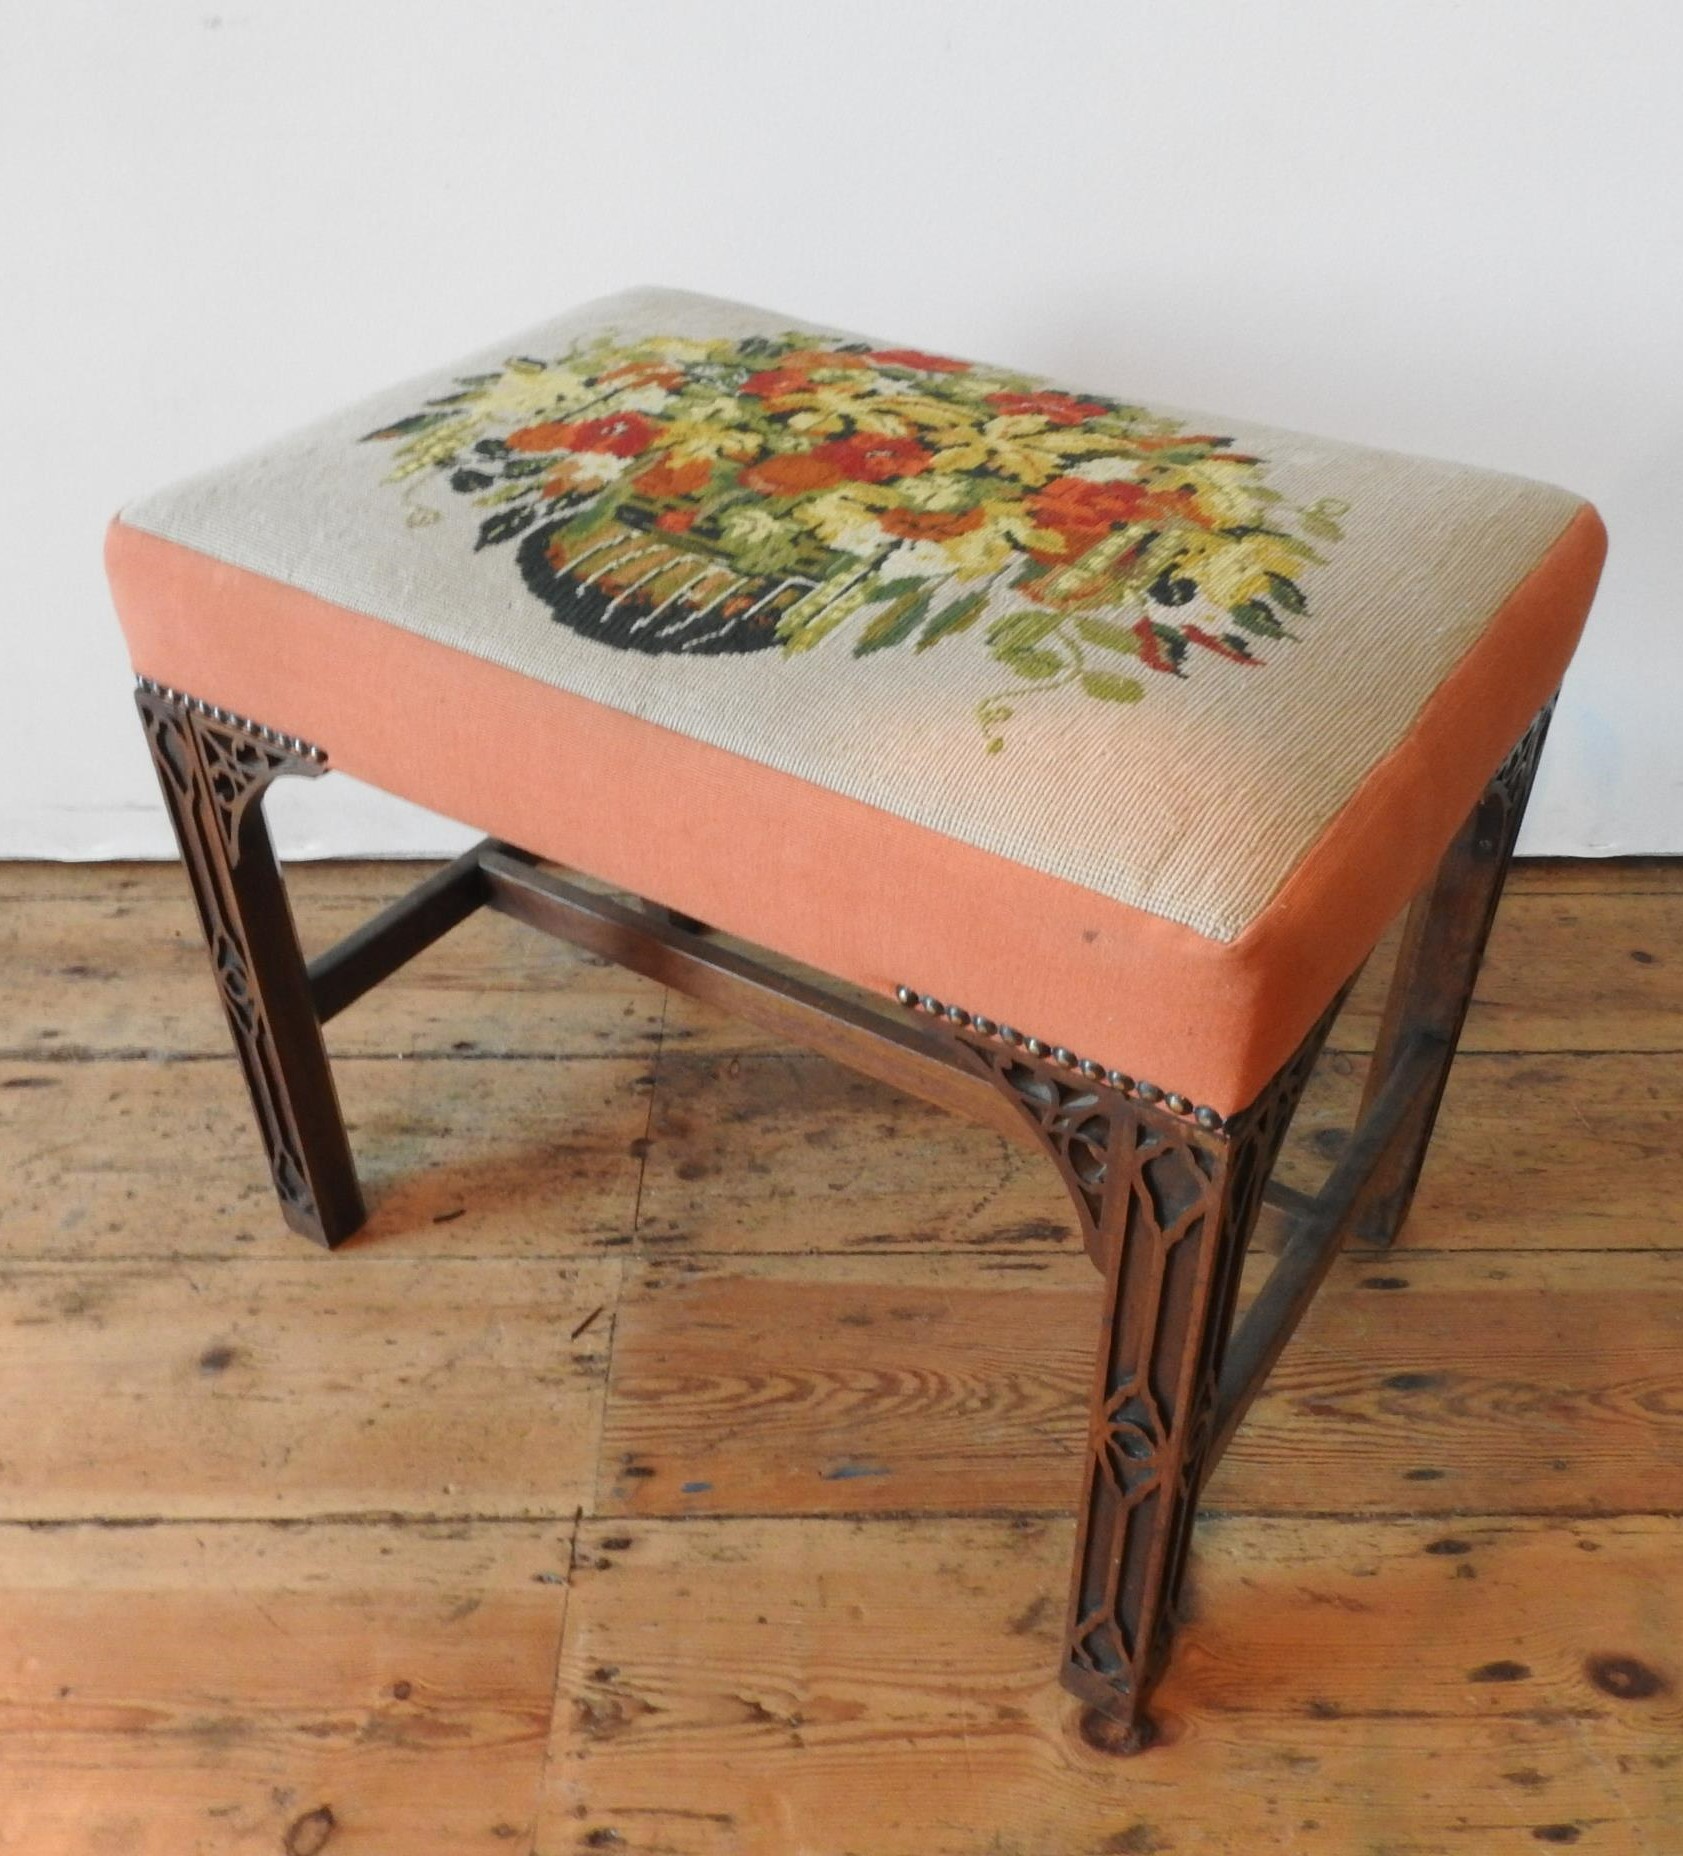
135 681 364 1247
1351 702 1554 1249
955 1006 1336 1744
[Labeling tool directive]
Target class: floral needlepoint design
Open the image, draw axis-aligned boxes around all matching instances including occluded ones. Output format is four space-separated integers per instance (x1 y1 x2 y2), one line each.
364 330 1347 749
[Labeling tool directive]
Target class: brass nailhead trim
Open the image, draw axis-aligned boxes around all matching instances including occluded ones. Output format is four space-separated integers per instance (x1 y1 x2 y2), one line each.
892 982 1226 1133
136 677 327 765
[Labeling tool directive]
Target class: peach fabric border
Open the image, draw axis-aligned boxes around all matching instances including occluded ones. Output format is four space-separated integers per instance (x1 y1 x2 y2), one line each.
105 504 1604 1114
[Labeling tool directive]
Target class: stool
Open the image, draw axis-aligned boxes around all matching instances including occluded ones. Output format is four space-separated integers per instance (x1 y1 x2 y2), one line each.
106 287 1606 1745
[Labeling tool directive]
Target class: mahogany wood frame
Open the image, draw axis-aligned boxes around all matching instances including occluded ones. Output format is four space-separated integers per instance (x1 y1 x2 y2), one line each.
134 677 1552 1745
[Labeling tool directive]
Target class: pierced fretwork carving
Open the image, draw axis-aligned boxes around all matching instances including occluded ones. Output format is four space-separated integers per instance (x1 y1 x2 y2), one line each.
195 725 314 862
137 679 327 864
957 1045 1114 1250
135 682 362 1246
952 992 1344 1743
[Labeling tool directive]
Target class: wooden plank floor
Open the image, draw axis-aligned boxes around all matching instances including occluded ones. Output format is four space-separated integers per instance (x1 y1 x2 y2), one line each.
0 858 1678 1854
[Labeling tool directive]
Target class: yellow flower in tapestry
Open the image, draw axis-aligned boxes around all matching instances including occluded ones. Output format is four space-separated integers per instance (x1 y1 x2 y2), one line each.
364 329 1348 749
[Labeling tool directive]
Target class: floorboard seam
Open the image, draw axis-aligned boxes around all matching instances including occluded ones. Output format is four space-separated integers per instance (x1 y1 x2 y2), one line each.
628 987 668 1240
3 1504 1678 1530
525 1501 586 1856
586 986 668 1515
2 1245 1667 1268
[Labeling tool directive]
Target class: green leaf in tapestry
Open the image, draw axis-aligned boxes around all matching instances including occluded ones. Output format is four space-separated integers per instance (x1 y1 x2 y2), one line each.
1230 599 1287 638
997 643 1063 681
986 608 1062 653
854 587 934 656
1301 496 1349 542
1080 669 1145 704
779 576 877 654
555 502 615 548
716 505 808 578
1073 616 1142 656
362 411 449 442
1266 572 1307 614
914 589 988 652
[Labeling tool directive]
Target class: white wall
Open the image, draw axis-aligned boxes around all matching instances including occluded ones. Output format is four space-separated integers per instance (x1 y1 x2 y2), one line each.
4 0 1678 859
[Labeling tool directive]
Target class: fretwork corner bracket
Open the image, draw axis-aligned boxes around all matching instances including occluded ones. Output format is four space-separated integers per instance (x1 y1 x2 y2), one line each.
135 678 329 864
134 678 359 1245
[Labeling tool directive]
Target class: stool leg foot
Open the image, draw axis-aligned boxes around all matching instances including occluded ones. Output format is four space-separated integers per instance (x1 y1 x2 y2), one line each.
1352 703 1554 1249
135 684 364 1248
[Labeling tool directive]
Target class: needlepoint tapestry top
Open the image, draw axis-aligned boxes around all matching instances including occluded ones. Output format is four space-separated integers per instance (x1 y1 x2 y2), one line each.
363 330 1348 750
117 287 1588 943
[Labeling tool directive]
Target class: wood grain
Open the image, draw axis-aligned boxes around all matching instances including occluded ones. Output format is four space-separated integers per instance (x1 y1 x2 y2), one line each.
0 890 663 1061
0 854 1676 1852
0 1257 618 1518
0 1519 573 1855
9 1043 1674 1266
0 862 440 904
636 1047 1683 1255
598 1251 1683 1518
542 1512 1683 1855
1287 1049 1683 1252
635 1048 1076 1256
1506 857 1683 894
0 1056 650 1259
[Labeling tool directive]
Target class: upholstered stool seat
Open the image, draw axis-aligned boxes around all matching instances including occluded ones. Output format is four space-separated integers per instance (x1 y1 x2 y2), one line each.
107 287 1606 1743
107 287 1603 1116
